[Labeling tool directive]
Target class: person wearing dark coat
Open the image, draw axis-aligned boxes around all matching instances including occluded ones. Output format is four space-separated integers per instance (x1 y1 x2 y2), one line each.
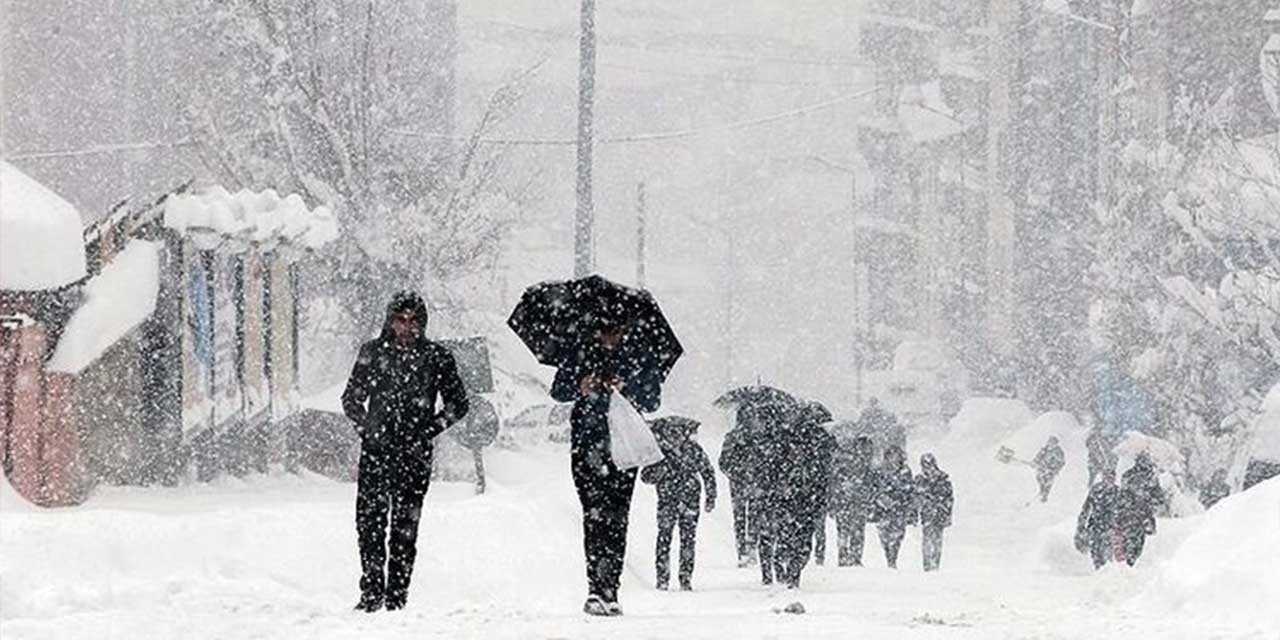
828 435 875 566
719 422 760 567
742 403 790 586
1199 469 1230 510
761 401 835 588
641 425 717 591
1116 453 1161 566
872 444 915 569
1075 467 1120 569
914 454 953 572
342 291 469 612
1034 436 1066 502
550 316 663 617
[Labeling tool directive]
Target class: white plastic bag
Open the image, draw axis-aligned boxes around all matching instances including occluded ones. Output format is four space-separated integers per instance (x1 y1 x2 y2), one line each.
607 390 664 469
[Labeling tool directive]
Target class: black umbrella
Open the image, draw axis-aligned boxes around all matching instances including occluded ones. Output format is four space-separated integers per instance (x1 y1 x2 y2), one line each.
713 385 797 410
507 274 684 383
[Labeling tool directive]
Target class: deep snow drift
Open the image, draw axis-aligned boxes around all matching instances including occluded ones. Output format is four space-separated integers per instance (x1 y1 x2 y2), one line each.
1 401 1272 639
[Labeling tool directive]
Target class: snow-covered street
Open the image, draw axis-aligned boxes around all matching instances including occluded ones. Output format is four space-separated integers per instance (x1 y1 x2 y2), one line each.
4 414 1274 640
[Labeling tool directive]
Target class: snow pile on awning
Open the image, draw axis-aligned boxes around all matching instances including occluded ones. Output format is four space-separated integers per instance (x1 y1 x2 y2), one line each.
0 162 87 291
164 186 338 251
48 240 160 374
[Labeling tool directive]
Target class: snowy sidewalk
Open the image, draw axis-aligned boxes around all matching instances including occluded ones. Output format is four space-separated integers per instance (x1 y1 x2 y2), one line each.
0 446 1268 639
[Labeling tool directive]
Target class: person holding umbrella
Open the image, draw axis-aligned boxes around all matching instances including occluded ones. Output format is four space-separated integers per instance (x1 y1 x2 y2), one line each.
719 414 761 568
640 416 717 591
713 385 797 570
509 275 682 616
342 291 469 612
773 400 836 588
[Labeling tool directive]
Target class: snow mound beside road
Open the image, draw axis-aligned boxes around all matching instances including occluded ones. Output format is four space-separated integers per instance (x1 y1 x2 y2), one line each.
1135 477 1280 633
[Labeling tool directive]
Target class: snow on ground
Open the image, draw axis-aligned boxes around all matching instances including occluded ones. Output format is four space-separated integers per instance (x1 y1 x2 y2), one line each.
1 401 1271 639
1136 477 1280 632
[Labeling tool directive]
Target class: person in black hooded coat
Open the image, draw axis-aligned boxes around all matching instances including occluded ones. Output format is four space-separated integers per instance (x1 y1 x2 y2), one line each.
872 445 915 569
1117 453 1161 566
914 453 953 571
1076 467 1120 569
640 422 717 591
342 291 469 612
719 421 761 567
759 401 835 589
550 316 663 616
828 435 875 566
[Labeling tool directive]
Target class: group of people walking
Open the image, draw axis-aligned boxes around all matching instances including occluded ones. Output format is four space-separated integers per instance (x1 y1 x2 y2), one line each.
341 285 1193 619
716 398 954 587
1075 449 1166 568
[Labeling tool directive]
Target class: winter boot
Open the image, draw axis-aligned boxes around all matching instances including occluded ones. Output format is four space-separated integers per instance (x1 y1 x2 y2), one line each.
583 595 611 616
354 593 383 613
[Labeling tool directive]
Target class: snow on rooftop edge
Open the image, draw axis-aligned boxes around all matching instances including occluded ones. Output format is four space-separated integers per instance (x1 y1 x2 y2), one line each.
164 186 338 250
48 240 160 374
0 161 87 291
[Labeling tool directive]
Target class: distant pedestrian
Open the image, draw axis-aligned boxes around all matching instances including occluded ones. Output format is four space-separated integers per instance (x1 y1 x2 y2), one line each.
1116 453 1160 566
1198 469 1230 510
719 420 760 567
1076 468 1120 569
914 454 953 572
872 445 915 569
641 418 717 591
828 435 875 566
342 292 470 612
1034 436 1066 502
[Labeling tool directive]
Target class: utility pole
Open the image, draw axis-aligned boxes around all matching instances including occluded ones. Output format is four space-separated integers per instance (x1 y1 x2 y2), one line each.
636 181 647 288
574 0 596 278
850 172 863 408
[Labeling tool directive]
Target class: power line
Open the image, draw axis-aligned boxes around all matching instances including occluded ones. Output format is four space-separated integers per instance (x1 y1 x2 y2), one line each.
392 84 878 146
3 139 198 161
598 62 867 88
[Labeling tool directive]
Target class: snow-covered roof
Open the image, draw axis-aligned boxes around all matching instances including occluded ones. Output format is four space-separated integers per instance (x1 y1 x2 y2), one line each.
48 240 160 374
164 186 338 251
0 162 87 291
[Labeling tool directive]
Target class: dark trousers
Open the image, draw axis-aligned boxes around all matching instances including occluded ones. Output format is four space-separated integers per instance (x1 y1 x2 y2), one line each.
878 521 906 569
834 509 867 566
779 506 818 587
1088 531 1112 569
760 497 819 588
356 454 430 605
1037 472 1056 502
729 480 758 560
1121 529 1147 566
921 524 944 571
571 440 637 603
756 497 782 584
812 512 827 565
655 492 699 587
